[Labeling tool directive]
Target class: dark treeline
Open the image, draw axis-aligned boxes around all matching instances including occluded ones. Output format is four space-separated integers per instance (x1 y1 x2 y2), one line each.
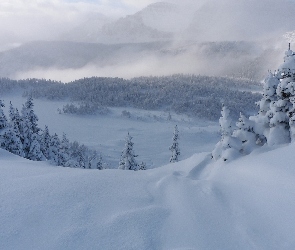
0 97 104 169
0 74 262 120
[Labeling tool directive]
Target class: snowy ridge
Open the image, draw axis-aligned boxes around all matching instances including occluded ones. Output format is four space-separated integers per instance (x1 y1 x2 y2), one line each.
1 142 295 249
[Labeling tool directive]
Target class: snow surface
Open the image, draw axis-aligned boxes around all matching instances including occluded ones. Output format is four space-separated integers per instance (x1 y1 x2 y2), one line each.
1 142 295 249
2 94 295 249
4 95 219 168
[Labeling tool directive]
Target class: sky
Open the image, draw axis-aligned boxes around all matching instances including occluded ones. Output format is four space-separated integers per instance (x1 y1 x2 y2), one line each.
1 0 295 80
0 0 205 50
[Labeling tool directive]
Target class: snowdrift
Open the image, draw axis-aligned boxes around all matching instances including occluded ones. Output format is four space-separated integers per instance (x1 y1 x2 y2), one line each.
1 144 295 250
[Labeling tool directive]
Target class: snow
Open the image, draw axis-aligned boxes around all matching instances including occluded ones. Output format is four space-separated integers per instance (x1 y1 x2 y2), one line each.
1 94 295 249
4 95 219 168
1 140 295 249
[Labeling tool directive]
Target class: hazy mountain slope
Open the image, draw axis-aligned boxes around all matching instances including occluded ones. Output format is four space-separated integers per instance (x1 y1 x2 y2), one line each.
0 41 170 78
100 14 172 44
1 141 295 249
60 13 113 43
0 40 283 81
60 2 178 44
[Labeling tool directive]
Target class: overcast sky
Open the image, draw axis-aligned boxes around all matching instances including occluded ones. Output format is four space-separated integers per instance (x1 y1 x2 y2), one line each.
1 0 295 48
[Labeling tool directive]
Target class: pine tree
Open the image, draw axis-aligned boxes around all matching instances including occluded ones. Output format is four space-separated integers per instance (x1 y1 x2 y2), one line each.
96 155 104 170
0 100 7 148
40 125 51 159
1 103 24 157
48 133 60 165
212 105 242 161
266 45 295 145
233 112 258 155
119 132 138 170
0 100 7 130
169 125 180 163
139 162 147 170
21 97 41 158
28 133 45 161
58 133 70 167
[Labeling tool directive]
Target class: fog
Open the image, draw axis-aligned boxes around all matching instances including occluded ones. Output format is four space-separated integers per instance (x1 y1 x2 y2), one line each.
1 0 295 81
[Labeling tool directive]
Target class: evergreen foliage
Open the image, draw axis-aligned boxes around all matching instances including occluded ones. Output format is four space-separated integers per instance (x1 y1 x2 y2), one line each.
213 44 295 161
0 75 261 121
0 99 104 169
119 132 139 170
169 125 180 163
212 105 242 162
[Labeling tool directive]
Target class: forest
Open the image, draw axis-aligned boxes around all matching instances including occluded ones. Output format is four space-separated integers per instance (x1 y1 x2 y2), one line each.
0 74 262 120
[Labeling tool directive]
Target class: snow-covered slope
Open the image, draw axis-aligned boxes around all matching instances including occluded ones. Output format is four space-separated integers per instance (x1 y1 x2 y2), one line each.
1 141 295 249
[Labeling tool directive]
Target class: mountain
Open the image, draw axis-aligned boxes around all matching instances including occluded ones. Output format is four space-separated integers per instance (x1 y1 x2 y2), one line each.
60 2 176 44
60 13 113 43
134 2 186 33
99 14 172 44
0 39 284 81
186 0 295 41
0 41 170 78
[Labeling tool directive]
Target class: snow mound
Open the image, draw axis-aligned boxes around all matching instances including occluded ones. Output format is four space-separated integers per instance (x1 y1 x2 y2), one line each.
1 144 295 249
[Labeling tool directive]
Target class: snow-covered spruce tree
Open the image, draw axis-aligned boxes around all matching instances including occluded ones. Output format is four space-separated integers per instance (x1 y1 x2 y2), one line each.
21 97 42 159
212 105 242 162
233 112 258 155
1 103 24 156
0 100 8 146
0 100 7 130
266 45 295 145
27 133 45 161
58 133 70 167
119 132 139 171
40 125 51 159
289 96 295 140
250 71 279 145
139 162 147 170
169 125 180 163
48 133 60 165
96 155 104 170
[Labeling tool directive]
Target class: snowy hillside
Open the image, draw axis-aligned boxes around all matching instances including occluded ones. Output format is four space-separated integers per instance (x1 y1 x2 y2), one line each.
0 40 284 81
1 141 295 249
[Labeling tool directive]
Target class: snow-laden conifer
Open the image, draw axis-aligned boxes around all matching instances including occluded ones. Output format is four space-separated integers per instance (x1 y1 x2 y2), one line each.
2 103 24 157
0 100 7 130
21 97 42 158
28 133 45 161
233 113 258 155
169 125 180 163
48 133 60 165
139 162 147 170
119 132 138 170
266 45 295 145
40 125 51 159
58 133 70 167
212 105 242 161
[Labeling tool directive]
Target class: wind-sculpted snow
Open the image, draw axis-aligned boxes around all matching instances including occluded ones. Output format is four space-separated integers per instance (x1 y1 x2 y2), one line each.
1 142 295 250
0 75 261 120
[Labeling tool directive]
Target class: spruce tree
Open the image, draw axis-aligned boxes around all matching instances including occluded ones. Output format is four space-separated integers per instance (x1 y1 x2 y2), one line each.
0 100 10 152
28 133 45 161
212 105 242 161
40 125 51 159
48 133 60 165
2 103 24 157
267 45 295 145
21 97 41 158
58 133 70 167
169 125 180 163
119 132 138 170
233 112 258 155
